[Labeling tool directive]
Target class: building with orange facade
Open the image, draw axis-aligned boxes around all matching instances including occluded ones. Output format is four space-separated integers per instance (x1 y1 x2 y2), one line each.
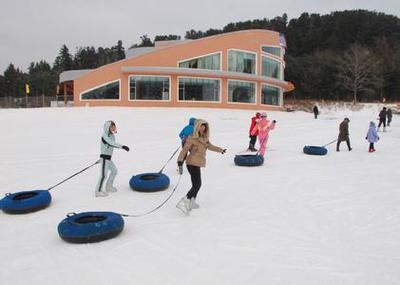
60 30 293 110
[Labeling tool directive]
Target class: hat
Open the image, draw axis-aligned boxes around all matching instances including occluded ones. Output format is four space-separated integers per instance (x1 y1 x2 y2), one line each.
260 112 267 118
344 117 350 122
256 112 261 117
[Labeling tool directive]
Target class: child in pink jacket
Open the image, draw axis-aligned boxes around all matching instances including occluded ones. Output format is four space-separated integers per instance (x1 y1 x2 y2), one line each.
250 112 276 156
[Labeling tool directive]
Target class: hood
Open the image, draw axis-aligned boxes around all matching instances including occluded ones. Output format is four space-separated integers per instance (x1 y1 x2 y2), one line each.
192 119 210 139
103 120 114 134
369 121 376 127
189 117 196 126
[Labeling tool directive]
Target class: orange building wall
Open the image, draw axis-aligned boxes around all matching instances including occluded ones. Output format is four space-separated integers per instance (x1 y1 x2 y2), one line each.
73 30 288 110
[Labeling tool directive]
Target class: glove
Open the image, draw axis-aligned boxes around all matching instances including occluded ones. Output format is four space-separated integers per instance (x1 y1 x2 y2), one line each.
122 145 130 152
177 161 183 174
365 137 367 140
221 149 227 154
272 120 276 123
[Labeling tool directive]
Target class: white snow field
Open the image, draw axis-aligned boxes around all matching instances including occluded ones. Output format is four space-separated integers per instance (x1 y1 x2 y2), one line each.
0 105 399 285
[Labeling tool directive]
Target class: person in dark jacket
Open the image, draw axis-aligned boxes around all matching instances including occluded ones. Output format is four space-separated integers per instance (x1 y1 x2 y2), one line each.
248 112 261 151
387 108 393 127
313 105 319 119
179 117 196 146
378 107 387 132
336 118 352 152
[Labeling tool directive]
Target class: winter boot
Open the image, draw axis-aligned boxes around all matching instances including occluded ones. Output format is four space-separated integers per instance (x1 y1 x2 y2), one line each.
95 191 108 197
106 186 118 193
190 198 200 209
176 197 191 214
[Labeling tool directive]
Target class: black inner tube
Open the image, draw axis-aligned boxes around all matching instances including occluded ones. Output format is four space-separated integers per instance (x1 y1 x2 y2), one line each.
140 174 159 180
13 192 39 201
74 215 107 224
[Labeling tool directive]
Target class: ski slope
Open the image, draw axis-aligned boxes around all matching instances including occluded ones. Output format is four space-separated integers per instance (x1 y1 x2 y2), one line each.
0 105 399 285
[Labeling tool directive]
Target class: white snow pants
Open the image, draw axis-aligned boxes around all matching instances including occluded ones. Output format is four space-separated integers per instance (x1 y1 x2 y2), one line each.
95 158 118 193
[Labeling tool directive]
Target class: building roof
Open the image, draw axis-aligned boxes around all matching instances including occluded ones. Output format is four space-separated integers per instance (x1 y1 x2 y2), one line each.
59 69 92 83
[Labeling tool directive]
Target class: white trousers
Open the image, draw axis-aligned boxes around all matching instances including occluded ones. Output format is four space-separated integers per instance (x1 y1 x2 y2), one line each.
95 158 117 193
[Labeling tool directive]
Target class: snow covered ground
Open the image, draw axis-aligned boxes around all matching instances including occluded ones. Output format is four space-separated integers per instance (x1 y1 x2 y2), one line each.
0 104 399 285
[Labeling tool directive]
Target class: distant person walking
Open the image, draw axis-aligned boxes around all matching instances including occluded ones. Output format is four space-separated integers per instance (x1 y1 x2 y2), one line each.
365 121 379 152
313 105 319 119
387 108 393 127
336 118 352 152
378 107 387 132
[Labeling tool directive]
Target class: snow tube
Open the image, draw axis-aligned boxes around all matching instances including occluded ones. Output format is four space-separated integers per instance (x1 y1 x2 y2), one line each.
303 146 328 156
58 211 124 243
234 154 264 167
129 173 170 192
0 190 51 214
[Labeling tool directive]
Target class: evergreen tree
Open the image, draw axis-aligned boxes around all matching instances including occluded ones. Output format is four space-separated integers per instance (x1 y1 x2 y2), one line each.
0 75 6 97
53 45 73 72
154 35 181 41
114 40 125 60
28 60 57 96
74 46 97 69
3 63 26 97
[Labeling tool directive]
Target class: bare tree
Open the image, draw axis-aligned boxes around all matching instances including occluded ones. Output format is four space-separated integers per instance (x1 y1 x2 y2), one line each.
337 44 381 103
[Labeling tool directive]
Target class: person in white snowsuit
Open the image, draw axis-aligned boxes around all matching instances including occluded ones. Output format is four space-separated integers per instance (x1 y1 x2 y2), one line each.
95 121 129 197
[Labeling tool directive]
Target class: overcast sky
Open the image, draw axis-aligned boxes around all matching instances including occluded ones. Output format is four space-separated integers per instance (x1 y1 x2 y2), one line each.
0 0 399 73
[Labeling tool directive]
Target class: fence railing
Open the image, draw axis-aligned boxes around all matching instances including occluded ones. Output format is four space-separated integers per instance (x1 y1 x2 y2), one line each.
0 95 73 108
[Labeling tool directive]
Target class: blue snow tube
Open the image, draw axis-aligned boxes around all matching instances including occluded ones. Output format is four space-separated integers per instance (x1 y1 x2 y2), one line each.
303 146 328 156
234 154 264 167
58 211 124 243
0 190 52 214
129 173 170 192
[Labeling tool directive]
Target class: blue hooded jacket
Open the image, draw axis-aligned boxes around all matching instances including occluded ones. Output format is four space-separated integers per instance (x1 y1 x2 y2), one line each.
366 121 379 143
179 118 196 140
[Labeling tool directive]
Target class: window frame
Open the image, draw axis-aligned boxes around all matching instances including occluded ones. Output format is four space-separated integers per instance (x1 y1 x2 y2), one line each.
177 76 222 103
227 48 258 75
260 83 282 106
128 75 171 102
177 51 222 71
261 54 283 80
79 79 121 101
227 79 257 105
261 44 282 59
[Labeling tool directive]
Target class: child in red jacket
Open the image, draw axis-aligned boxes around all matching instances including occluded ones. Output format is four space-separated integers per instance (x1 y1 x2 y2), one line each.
248 112 261 151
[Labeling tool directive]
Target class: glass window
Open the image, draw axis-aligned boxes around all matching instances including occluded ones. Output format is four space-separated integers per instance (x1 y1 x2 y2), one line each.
129 76 169 100
261 84 280 106
228 80 256 103
228 50 256 74
262 46 281 57
179 53 220 70
179 77 220 102
262 56 281 79
81 80 119 100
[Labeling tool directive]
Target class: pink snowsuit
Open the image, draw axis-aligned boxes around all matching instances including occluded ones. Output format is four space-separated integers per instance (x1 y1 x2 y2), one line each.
251 119 276 156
